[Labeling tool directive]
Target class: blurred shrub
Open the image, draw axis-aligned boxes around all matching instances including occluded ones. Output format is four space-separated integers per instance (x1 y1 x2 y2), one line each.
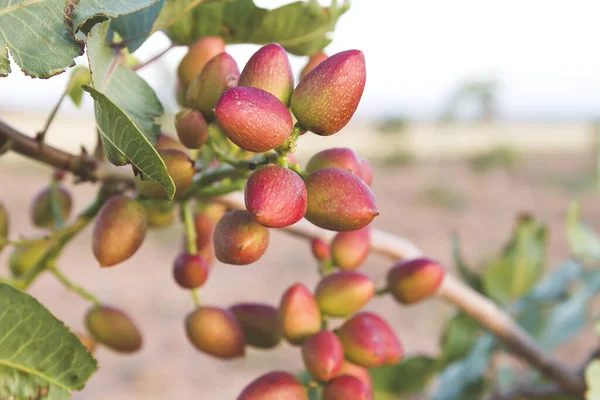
468 146 521 173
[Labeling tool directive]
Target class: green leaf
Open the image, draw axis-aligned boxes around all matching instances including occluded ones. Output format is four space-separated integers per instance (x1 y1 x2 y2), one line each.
567 201 600 263
85 22 175 199
451 234 483 292
539 270 600 349
154 0 349 56
586 360 600 400
526 259 582 302
0 284 97 396
430 334 495 400
0 365 69 400
0 0 160 78
370 356 437 396
482 215 547 304
67 67 91 107
438 312 480 369
109 0 166 52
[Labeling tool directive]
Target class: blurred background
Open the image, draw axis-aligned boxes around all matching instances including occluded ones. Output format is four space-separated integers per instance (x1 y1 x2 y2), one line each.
2 0 600 399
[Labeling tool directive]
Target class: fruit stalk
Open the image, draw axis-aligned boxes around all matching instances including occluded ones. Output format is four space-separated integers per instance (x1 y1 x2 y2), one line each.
181 201 201 307
49 178 65 229
49 264 101 305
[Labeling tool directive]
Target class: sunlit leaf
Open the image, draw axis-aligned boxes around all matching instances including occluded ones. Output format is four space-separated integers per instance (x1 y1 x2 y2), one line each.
482 215 547 304
154 0 349 56
566 201 600 263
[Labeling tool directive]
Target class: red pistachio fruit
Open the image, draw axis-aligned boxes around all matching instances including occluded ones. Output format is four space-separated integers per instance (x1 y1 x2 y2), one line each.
173 253 209 289
305 168 378 231
331 226 371 270
237 371 307 400
213 210 270 265
322 375 372 400
215 86 293 152
315 271 375 317
187 52 240 121
177 37 226 87
245 166 307 228
311 237 330 261
175 108 209 149
185 306 245 359
359 312 403 365
306 147 362 176
85 306 142 353
302 331 344 382
279 283 321 345
300 51 328 79
336 313 386 368
387 257 445 304
230 303 282 349
92 195 147 267
359 158 373 186
239 43 294 106
291 50 366 136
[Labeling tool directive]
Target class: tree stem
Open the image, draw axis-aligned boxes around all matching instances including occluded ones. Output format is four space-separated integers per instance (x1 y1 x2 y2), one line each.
132 44 176 71
36 91 67 143
50 265 101 305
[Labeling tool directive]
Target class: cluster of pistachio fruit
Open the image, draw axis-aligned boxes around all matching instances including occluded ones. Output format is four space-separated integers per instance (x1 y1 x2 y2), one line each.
0 37 446 400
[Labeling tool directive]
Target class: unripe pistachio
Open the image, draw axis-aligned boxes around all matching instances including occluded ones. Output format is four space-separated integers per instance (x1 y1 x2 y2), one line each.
213 210 270 265
237 371 307 400
305 168 378 231
360 312 403 365
245 166 307 228
175 108 209 149
279 283 321 345
331 226 371 270
337 361 372 392
9 238 50 277
336 313 386 368
311 238 330 261
291 50 366 135
186 52 239 121
177 37 226 87
300 51 327 79
0 202 8 252
143 200 176 229
230 303 281 349
315 271 375 316
193 212 216 250
92 195 147 267
85 306 142 353
214 86 293 152
301 331 344 382
155 133 187 152
185 306 245 359
306 148 362 176
136 149 195 200
173 253 209 289
323 375 372 400
238 43 294 106
359 158 373 186
30 185 72 229
387 257 445 304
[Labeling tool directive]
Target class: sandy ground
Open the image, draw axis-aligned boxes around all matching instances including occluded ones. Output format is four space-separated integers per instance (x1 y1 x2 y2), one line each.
1 151 600 399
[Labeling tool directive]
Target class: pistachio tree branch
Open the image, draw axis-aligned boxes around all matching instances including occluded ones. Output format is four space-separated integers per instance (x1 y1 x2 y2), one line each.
214 192 586 396
0 120 98 182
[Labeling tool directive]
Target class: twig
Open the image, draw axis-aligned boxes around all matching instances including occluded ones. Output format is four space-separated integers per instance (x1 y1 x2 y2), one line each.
36 91 67 143
488 384 566 400
49 265 101 305
214 192 586 396
132 44 176 71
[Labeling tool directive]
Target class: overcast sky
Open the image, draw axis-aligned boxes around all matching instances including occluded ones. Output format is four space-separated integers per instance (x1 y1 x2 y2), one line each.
2 0 600 121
